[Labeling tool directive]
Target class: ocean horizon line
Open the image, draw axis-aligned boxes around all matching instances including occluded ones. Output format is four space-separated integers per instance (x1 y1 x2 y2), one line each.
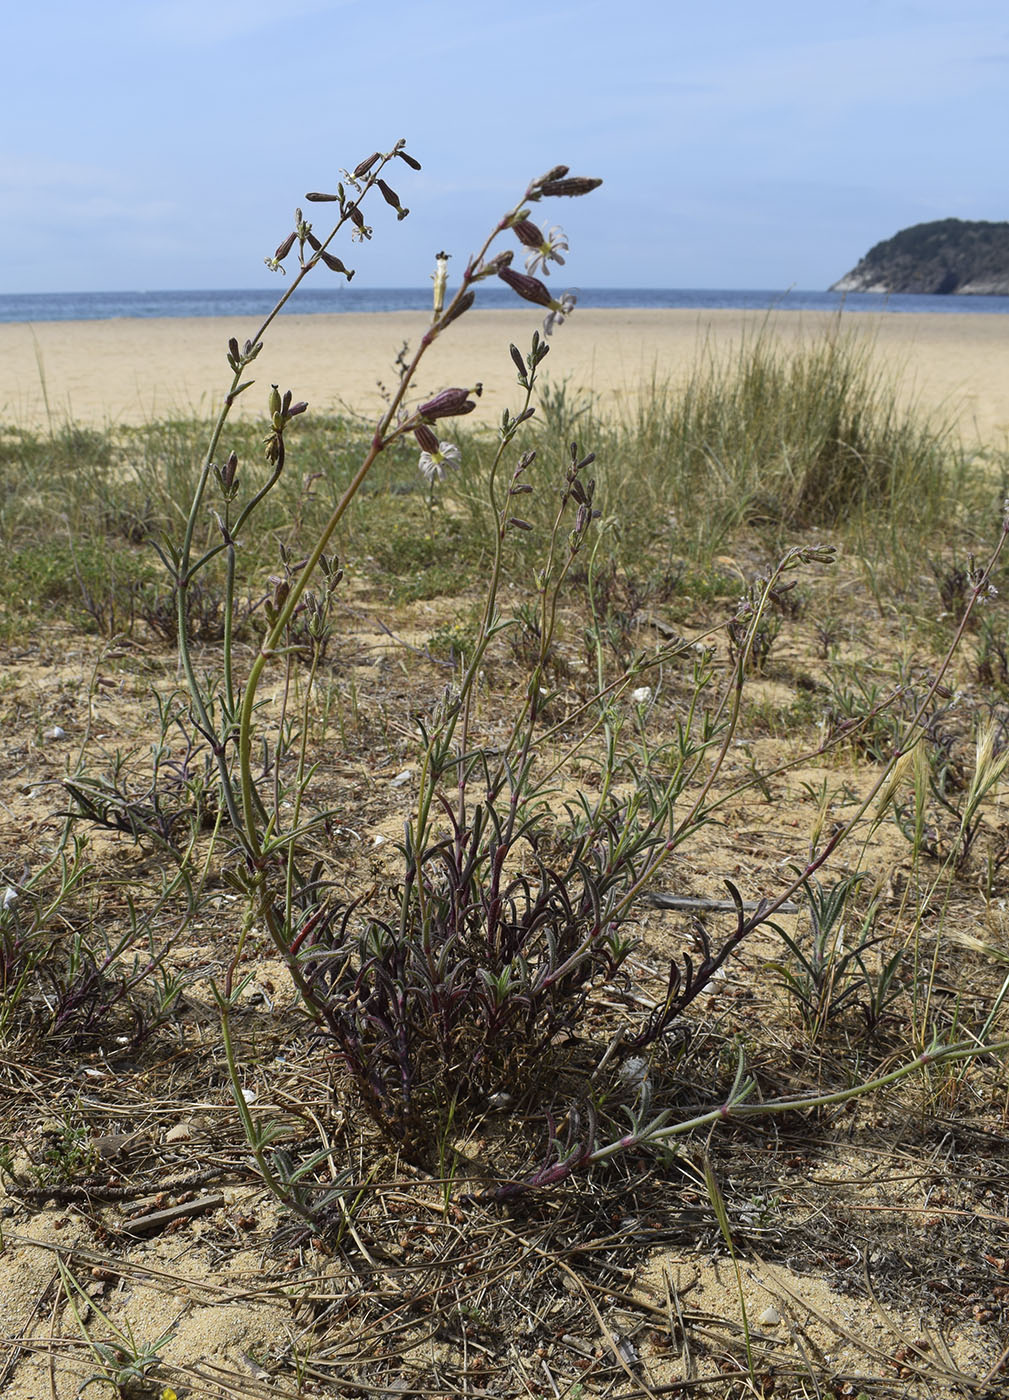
2 285 1008 325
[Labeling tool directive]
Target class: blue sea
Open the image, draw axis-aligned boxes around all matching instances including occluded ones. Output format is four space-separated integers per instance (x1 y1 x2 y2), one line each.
1 286 1007 324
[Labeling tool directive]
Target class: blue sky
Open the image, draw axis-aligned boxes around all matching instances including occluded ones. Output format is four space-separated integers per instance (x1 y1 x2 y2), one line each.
5 0 1007 292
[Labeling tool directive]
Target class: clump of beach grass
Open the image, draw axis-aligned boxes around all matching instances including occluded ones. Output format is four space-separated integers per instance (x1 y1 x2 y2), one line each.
627 324 967 536
433 321 982 587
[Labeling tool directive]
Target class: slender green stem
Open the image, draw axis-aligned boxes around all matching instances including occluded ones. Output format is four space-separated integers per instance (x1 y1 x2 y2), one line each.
227 179 548 989
175 145 414 847
586 1035 1009 1166
218 997 316 1225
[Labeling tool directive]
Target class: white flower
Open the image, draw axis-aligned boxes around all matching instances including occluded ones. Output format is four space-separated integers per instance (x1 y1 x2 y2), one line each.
418 440 462 482
543 291 577 336
524 224 569 277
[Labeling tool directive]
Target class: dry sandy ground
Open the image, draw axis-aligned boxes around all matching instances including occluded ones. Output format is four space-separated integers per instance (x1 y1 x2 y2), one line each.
1 587 1008 1396
1 306 1008 444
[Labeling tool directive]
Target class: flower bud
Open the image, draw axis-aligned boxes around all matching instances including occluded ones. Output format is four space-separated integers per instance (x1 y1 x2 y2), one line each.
353 152 381 178
305 191 339 202
320 251 353 278
414 424 440 454
396 149 422 170
512 220 545 250
419 386 481 420
798 544 838 565
535 165 570 186
473 249 513 280
273 231 297 261
214 451 240 498
268 385 282 420
498 266 552 308
377 179 409 220
439 289 474 329
539 177 603 197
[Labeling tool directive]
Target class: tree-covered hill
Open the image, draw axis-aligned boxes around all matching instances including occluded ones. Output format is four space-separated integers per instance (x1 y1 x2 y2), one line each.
831 218 1009 295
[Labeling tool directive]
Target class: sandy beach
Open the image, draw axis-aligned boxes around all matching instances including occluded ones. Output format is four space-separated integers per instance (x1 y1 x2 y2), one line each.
1 307 1007 446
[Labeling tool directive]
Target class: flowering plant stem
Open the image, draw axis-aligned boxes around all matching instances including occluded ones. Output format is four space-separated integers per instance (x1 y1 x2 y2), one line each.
161 151 615 1187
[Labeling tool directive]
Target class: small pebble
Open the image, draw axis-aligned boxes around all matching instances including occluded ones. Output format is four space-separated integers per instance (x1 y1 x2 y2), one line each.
389 768 414 788
164 1122 194 1144
43 725 66 741
758 1305 781 1327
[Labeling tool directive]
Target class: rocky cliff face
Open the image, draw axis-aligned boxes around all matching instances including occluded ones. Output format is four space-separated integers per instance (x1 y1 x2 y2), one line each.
831 219 1009 295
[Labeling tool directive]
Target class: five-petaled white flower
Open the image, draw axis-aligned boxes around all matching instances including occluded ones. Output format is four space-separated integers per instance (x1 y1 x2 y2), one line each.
418 440 462 482
543 291 577 337
525 224 569 277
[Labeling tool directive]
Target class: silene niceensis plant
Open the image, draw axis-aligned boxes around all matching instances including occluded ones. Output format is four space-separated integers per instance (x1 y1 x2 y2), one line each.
136 141 1009 1220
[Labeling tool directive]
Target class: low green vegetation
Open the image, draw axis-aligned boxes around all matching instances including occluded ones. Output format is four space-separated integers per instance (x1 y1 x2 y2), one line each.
0 326 991 639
